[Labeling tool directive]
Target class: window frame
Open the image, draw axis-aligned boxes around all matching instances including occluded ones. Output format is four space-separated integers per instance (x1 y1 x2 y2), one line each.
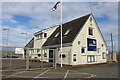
44 33 47 38
102 52 106 59
78 41 80 45
88 27 94 36
87 55 96 63
81 47 85 54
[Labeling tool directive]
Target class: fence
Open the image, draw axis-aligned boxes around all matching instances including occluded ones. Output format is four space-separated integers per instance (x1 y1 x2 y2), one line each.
26 48 55 70
2 48 56 71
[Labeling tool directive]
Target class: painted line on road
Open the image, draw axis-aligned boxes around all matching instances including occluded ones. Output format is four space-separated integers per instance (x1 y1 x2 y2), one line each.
8 75 46 78
69 69 96 78
61 68 96 78
63 70 69 80
32 69 51 80
5 70 26 78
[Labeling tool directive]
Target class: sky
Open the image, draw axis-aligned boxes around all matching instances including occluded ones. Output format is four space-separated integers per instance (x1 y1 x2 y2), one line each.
0 1 118 52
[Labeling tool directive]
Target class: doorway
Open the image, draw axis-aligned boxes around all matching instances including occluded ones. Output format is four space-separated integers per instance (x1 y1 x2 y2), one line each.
49 50 54 62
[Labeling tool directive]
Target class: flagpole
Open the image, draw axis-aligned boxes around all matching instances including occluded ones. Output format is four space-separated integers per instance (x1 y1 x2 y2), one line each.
60 0 63 67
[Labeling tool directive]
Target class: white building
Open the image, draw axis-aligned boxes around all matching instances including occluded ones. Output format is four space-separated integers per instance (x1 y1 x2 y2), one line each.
26 14 107 66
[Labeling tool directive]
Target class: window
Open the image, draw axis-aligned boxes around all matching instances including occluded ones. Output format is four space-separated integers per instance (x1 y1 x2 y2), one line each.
44 33 47 38
90 17 92 22
55 32 59 37
60 54 66 58
102 52 106 59
102 44 104 47
37 49 40 53
87 55 96 63
35 33 43 39
44 53 47 57
40 33 43 38
64 29 71 35
88 27 93 36
81 47 85 53
78 41 80 45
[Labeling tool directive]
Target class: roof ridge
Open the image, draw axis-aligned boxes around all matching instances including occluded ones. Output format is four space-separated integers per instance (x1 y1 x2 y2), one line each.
61 13 91 26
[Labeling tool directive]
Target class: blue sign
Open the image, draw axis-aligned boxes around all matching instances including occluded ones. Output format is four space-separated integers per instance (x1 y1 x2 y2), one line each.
87 38 97 51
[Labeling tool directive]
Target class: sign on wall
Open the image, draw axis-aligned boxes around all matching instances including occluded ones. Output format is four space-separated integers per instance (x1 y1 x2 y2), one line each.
87 38 97 51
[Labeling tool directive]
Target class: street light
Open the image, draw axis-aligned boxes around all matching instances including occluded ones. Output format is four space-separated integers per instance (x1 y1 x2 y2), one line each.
3 28 9 57
3 28 11 70
21 32 27 58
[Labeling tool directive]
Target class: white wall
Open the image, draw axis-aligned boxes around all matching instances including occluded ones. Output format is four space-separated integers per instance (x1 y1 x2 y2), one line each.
29 26 58 61
56 47 72 65
71 15 107 65
34 26 58 48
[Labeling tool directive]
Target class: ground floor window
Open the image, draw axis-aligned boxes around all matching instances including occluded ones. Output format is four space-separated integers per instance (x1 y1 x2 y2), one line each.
87 55 96 63
102 52 106 59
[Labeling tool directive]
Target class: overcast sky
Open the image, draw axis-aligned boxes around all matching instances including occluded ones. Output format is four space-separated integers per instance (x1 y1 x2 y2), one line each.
1 2 118 51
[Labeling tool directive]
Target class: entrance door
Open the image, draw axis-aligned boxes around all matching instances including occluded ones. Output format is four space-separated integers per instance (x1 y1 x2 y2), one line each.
49 50 53 62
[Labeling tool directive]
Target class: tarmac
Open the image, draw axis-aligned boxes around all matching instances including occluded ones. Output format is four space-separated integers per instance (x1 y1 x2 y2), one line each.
2 62 118 80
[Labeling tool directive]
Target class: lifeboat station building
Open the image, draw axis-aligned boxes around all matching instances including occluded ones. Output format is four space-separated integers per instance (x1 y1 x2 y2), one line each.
26 14 107 66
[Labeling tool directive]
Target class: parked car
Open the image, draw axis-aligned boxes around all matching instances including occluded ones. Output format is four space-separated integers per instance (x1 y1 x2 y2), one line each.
2 55 19 58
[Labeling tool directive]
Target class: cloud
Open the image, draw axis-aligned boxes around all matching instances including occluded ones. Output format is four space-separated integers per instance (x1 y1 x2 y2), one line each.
92 2 118 22
1 2 118 49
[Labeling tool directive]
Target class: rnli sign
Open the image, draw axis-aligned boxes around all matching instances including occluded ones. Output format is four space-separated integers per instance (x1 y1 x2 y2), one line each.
87 38 97 51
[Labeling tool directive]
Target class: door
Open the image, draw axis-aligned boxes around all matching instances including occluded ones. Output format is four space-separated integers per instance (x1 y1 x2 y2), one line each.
49 50 53 62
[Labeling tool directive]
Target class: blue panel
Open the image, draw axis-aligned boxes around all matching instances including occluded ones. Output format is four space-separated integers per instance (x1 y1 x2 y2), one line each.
87 38 97 51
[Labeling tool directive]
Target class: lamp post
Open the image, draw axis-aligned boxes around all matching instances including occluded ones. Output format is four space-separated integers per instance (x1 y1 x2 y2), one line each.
3 28 9 57
3 28 11 70
21 32 27 58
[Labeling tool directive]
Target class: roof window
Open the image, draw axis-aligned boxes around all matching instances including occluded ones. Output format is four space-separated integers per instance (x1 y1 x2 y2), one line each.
64 29 71 36
55 32 59 37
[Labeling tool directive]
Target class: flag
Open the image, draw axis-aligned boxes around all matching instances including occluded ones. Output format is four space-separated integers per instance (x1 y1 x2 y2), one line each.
51 1 60 11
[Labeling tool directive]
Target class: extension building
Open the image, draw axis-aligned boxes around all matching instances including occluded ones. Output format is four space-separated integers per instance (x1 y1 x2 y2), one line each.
26 14 107 66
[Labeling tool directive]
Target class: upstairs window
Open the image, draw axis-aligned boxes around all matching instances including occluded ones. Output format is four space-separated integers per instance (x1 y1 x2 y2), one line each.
35 32 44 39
55 32 59 37
88 27 93 36
40 33 43 38
44 33 47 38
78 41 80 45
90 17 92 22
81 47 85 53
102 44 104 47
64 29 71 36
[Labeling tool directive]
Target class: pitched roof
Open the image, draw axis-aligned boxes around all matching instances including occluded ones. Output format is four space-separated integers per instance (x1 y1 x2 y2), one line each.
25 37 34 48
42 14 91 48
